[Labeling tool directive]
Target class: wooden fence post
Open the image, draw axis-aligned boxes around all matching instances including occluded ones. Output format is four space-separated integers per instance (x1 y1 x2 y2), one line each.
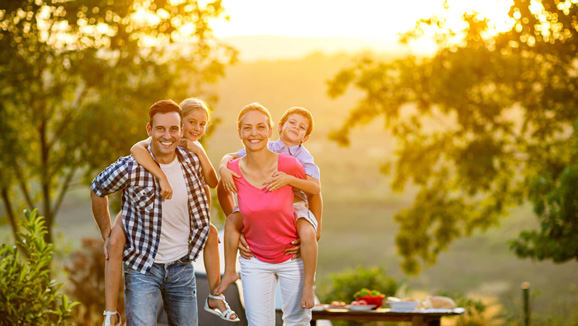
521 282 530 326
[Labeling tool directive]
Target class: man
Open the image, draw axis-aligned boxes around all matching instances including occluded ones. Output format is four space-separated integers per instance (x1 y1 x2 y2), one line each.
90 99 210 326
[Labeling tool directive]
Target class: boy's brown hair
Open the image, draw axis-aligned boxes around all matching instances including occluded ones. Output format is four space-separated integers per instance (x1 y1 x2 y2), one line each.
149 99 182 125
279 107 314 136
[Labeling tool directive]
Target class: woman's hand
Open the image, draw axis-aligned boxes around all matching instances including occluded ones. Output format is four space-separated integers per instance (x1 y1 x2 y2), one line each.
285 239 301 259
265 171 291 191
238 233 254 259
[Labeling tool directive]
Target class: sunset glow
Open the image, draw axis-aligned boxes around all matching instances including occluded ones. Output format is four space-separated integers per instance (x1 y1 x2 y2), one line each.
210 0 515 39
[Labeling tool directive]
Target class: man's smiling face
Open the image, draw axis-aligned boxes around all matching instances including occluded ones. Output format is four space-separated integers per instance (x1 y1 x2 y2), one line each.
146 111 183 164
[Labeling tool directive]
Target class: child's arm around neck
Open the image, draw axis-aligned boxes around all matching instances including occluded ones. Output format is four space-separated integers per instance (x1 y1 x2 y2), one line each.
131 137 173 200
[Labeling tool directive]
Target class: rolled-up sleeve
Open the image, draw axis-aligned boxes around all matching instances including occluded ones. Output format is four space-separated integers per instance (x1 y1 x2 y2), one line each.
91 157 131 197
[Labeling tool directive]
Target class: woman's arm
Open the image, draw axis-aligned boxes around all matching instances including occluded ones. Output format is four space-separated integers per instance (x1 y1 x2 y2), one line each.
131 138 172 199
181 139 218 188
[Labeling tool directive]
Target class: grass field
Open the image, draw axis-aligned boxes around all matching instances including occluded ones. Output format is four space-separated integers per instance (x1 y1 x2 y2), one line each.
2 53 577 323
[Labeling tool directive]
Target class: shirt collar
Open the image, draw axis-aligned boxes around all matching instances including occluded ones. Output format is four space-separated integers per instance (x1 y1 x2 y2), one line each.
273 139 301 155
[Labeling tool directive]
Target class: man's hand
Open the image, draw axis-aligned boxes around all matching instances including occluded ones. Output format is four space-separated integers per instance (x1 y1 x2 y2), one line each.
265 171 291 192
285 238 301 259
220 166 240 193
238 233 254 259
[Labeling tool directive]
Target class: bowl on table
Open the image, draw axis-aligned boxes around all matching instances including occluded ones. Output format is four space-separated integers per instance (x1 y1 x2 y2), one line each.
388 300 420 311
356 295 385 309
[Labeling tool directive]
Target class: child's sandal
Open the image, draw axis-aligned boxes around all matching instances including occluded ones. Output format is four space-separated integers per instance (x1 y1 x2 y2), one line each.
103 311 121 326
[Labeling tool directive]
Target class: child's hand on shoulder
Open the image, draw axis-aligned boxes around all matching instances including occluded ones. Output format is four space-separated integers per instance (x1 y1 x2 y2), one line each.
159 177 173 200
180 139 202 154
265 171 290 191
219 166 239 193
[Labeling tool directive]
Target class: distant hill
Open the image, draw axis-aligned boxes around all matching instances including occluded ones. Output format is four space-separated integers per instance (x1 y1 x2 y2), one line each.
219 35 409 62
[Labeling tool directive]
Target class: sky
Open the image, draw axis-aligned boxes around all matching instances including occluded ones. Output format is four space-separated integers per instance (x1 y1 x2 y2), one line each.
207 0 514 60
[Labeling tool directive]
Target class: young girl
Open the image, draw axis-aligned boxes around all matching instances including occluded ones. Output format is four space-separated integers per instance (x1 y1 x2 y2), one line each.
102 98 239 326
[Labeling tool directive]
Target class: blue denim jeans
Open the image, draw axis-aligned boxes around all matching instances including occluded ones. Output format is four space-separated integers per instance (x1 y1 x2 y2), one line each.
124 257 198 326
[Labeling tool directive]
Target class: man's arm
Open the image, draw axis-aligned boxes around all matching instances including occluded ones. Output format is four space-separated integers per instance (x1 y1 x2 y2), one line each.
90 188 112 241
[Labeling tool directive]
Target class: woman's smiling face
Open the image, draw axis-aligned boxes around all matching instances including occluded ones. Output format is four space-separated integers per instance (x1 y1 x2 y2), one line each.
238 110 272 151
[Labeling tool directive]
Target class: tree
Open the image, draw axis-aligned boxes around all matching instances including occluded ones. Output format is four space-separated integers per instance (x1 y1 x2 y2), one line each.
0 0 236 243
327 0 578 274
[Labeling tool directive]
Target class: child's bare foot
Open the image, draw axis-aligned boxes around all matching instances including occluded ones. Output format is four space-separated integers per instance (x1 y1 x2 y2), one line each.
214 272 239 296
301 285 315 309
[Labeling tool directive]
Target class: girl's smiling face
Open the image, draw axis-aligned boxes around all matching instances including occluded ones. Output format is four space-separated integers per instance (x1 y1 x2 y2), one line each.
183 109 208 142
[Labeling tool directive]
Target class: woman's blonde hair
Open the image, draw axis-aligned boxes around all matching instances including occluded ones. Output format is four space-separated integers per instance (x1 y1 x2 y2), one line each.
179 98 211 123
237 102 273 130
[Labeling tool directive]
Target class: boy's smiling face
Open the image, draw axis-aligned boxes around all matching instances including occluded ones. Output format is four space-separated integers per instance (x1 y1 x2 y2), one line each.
278 113 310 146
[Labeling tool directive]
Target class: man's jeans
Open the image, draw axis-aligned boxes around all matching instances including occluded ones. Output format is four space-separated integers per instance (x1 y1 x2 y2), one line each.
124 257 198 326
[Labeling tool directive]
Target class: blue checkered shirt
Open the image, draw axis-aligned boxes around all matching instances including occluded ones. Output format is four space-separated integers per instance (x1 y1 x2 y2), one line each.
91 146 210 273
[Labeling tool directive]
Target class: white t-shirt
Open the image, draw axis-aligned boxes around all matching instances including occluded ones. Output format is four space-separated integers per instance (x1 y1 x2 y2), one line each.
154 156 190 263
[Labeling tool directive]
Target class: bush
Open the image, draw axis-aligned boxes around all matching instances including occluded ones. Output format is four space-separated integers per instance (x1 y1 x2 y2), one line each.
0 209 78 326
318 266 398 326
320 265 398 304
65 237 125 326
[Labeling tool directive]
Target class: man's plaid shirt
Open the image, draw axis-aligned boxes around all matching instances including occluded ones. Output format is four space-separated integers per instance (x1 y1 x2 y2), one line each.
91 146 210 273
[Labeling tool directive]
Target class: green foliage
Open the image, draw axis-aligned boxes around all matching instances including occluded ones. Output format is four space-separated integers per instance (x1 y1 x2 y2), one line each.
0 0 236 243
65 237 117 326
502 286 578 326
0 209 79 325
319 265 397 304
318 266 397 326
327 0 578 273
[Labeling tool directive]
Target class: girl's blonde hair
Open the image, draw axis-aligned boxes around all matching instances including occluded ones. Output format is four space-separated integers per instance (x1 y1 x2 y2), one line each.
179 98 211 123
237 102 273 130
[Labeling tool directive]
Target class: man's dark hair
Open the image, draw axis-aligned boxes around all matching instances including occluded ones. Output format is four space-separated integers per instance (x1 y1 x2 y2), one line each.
149 99 183 125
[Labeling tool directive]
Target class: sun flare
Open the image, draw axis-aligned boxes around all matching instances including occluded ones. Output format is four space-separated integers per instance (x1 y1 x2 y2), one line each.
210 0 514 39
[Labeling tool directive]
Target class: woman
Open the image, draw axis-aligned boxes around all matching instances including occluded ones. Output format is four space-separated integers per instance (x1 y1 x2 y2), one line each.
222 103 310 325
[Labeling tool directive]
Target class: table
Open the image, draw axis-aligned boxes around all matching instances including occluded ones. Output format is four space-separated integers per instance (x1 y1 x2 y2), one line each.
310 308 465 326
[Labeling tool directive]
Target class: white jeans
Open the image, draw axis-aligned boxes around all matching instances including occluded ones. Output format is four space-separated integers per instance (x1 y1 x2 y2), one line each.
240 257 311 326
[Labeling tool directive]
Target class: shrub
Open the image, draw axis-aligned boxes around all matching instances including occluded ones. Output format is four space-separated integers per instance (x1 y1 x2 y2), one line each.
318 266 398 326
320 265 398 304
65 237 125 326
0 209 78 326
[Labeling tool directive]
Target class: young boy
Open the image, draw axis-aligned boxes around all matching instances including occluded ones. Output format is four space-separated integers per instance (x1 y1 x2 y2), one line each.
215 107 323 309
